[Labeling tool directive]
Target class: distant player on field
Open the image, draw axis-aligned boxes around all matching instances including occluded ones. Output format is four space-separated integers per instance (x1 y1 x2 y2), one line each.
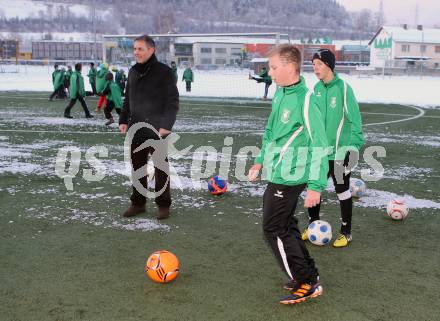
248 44 328 305
249 66 272 100
101 72 122 126
64 63 93 119
303 49 365 247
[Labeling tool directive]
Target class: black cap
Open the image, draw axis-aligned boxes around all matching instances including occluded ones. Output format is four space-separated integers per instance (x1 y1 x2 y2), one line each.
312 49 335 71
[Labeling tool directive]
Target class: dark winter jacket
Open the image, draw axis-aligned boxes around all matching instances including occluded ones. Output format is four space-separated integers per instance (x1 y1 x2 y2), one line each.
119 54 179 141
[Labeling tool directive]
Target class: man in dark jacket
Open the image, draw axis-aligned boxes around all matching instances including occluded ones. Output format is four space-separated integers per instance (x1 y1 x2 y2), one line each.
119 35 179 220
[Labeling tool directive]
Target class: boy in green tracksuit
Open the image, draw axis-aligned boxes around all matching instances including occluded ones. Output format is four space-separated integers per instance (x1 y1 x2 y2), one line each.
182 66 193 92
248 44 329 305
95 63 109 111
87 62 97 95
115 69 127 95
64 63 93 119
101 72 122 126
303 49 365 248
250 67 273 100
49 64 64 101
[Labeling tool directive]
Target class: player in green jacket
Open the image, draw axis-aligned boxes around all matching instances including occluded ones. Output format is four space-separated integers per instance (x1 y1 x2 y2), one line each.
248 44 328 305
64 63 93 119
101 72 122 126
87 62 97 95
182 66 193 92
115 68 127 95
49 64 65 101
95 63 109 112
250 67 273 100
303 49 365 248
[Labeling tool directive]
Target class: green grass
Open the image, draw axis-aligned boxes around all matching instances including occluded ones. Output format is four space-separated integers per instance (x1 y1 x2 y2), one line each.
0 92 439 321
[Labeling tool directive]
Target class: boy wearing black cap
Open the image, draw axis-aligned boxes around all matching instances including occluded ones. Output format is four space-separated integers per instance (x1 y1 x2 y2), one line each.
304 49 365 247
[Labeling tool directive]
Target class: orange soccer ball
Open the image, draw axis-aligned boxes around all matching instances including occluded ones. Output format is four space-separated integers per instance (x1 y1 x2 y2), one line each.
145 250 180 283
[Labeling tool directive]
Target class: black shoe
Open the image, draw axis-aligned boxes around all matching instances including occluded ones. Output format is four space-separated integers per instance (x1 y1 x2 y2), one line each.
105 118 114 126
85 114 94 118
156 207 170 220
283 278 298 291
123 205 146 218
280 281 323 304
64 114 73 118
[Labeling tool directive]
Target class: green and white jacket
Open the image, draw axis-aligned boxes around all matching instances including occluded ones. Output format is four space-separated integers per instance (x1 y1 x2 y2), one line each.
255 78 329 192
313 74 364 160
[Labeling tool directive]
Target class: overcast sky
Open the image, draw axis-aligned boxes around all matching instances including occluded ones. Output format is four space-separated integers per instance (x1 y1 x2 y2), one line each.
337 0 440 27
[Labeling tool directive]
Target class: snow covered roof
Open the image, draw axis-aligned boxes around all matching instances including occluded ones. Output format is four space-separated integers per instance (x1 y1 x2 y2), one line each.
370 26 440 45
175 36 290 45
251 58 268 63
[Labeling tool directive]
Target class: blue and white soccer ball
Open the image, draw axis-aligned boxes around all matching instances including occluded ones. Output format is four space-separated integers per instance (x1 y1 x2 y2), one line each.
307 220 332 246
207 175 228 195
350 178 366 198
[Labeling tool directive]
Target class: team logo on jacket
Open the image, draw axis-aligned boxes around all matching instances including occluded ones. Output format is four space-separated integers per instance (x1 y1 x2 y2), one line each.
281 109 290 124
315 91 321 97
330 96 337 108
274 190 284 198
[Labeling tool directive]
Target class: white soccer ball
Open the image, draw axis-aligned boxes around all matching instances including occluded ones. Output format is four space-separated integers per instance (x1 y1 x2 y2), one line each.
386 198 409 220
350 178 366 198
307 220 332 246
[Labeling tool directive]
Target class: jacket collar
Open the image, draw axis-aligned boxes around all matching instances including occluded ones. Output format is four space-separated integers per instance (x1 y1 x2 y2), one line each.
133 54 158 75
282 76 306 94
322 73 340 88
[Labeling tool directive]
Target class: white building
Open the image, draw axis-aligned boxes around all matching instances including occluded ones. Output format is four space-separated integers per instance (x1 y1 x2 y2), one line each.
369 25 440 68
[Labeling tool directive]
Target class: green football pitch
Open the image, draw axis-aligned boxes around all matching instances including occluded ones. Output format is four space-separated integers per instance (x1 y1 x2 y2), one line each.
0 92 439 321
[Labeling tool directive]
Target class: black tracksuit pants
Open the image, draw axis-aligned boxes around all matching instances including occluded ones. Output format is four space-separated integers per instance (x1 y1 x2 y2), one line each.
308 156 353 235
130 141 171 209
104 100 121 120
64 97 91 117
263 182 319 284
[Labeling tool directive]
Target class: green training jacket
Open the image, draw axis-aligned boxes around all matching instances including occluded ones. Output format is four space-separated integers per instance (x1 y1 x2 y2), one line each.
69 71 85 99
255 77 329 192
52 70 64 91
313 74 364 160
87 67 97 85
182 68 193 82
96 67 109 93
105 80 123 109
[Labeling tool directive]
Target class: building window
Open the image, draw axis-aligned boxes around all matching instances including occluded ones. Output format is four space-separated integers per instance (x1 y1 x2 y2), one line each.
201 58 212 64
215 58 226 65
435 46 440 53
420 45 426 53
201 47 212 53
401 44 410 52
215 48 227 54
